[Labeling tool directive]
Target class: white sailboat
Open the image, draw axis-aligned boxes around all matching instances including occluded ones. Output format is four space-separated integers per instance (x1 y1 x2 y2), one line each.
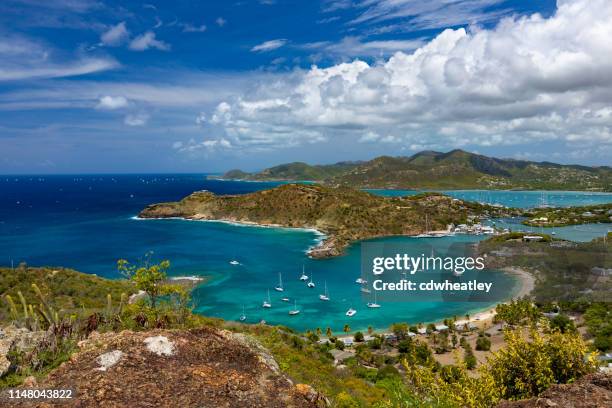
289 300 300 315
274 273 284 292
319 281 330 301
307 273 315 288
281 297 290 302
345 307 357 317
229 260 240 265
262 290 272 308
239 305 247 321
415 214 433 238
299 265 308 281
367 292 381 308
355 277 367 284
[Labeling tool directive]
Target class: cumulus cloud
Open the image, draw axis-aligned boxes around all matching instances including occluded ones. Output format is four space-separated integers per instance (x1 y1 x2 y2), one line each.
96 95 128 110
215 17 227 27
208 0 612 152
173 137 232 152
251 39 287 52
101 22 129 46
129 31 170 51
124 113 149 126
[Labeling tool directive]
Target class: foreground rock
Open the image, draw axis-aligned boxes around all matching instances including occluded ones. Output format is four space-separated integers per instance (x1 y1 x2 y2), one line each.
496 373 612 408
12 328 326 408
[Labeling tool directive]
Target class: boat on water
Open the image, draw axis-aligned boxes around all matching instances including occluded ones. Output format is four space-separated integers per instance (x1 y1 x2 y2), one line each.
262 289 272 308
355 277 367 284
319 281 330 301
229 260 240 265
367 292 381 308
299 265 308 281
360 286 371 294
289 300 300 315
239 305 247 321
307 274 315 288
415 214 434 237
274 272 284 292
346 308 357 317
281 297 290 302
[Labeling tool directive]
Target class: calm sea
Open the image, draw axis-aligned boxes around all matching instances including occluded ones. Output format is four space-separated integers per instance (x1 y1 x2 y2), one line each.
1 175 610 332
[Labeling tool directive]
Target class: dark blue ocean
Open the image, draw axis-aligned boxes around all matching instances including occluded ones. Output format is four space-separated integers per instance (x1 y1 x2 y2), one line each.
1 175 610 332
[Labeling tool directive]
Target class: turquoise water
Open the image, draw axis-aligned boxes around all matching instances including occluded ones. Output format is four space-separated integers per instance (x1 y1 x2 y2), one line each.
1 175 610 333
368 189 612 209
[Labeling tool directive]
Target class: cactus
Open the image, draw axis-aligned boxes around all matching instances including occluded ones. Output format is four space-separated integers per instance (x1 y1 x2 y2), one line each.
17 291 29 319
118 293 127 315
105 293 113 318
5 294 19 321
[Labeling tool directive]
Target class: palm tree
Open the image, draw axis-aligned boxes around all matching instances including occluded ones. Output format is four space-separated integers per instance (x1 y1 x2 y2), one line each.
367 325 373 335
343 324 350 334
316 327 322 337
465 313 470 321
326 327 332 338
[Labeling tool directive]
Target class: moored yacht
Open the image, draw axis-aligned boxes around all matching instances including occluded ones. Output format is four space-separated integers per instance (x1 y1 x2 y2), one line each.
299 265 308 281
345 308 357 317
319 281 330 301
262 290 272 308
367 292 381 308
289 300 300 315
239 305 247 321
274 272 284 292
307 274 315 288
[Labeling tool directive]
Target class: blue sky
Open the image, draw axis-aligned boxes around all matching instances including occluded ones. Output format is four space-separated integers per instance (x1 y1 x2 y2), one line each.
3 0 611 174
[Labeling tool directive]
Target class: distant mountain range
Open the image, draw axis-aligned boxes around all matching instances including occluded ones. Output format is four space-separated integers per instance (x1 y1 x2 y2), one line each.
218 150 612 191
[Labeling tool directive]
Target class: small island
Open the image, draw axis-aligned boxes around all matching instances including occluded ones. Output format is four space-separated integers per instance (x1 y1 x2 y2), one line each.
139 183 520 258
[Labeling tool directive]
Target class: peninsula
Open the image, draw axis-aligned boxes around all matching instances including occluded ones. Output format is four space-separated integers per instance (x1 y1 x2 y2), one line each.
139 184 518 258
215 149 612 191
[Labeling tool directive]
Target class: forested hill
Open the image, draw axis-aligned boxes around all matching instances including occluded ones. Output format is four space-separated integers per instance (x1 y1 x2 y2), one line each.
217 149 612 191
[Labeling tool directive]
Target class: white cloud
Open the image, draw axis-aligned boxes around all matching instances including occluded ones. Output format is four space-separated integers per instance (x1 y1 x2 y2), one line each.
301 36 425 58
182 23 207 33
124 113 149 126
209 0 612 152
348 0 509 32
96 95 128 110
173 137 233 152
215 17 226 27
0 33 118 81
251 39 287 52
129 31 170 51
101 22 129 46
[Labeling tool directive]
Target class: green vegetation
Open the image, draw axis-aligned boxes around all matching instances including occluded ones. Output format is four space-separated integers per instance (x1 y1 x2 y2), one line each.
217 149 612 191
583 303 612 351
0 264 135 323
479 233 611 304
1 261 604 406
523 203 612 227
140 183 519 258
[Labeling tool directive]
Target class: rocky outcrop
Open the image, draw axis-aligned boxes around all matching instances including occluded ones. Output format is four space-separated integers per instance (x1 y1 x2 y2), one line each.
11 327 326 408
496 373 612 408
0 326 47 377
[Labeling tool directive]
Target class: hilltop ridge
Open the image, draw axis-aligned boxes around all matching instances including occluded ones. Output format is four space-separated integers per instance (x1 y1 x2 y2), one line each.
139 183 517 257
215 150 612 191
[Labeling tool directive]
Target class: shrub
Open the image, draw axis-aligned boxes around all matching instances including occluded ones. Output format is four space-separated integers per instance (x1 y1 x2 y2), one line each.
354 331 364 342
476 336 491 351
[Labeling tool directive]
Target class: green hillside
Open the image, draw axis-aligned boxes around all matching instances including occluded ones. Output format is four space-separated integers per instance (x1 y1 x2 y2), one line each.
216 150 612 191
139 183 518 257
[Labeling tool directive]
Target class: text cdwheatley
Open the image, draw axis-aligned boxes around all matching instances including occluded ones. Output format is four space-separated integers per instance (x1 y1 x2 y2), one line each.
373 279 493 293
